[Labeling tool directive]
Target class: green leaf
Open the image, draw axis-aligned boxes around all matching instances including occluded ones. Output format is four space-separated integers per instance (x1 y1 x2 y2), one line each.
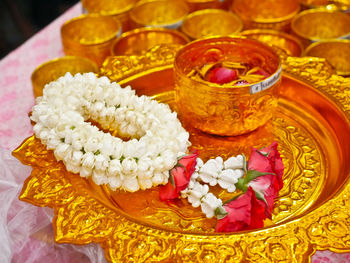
244 170 272 184
242 154 247 173
169 170 175 187
254 190 267 206
235 178 247 192
215 206 228 219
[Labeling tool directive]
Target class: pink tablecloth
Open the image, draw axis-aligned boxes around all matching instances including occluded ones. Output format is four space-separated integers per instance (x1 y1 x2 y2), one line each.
0 3 349 262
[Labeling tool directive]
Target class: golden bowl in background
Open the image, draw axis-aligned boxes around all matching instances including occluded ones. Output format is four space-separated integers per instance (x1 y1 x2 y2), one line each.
174 36 282 136
184 0 231 11
291 9 350 45
231 0 300 31
129 0 189 29
111 27 189 56
241 29 303 57
299 0 350 11
31 56 98 98
304 40 350 76
81 0 137 32
61 14 121 66
181 9 243 40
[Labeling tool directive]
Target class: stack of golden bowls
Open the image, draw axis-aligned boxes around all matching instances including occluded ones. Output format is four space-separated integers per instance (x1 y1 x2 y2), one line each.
32 0 350 97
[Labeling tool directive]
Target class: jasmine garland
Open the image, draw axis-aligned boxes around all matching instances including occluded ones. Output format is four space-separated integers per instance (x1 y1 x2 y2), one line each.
31 73 190 192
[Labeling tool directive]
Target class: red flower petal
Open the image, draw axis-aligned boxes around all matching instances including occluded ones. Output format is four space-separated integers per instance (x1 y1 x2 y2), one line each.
215 187 266 232
159 150 199 201
206 67 238 84
159 182 179 201
247 147 274 173
172 167 190 191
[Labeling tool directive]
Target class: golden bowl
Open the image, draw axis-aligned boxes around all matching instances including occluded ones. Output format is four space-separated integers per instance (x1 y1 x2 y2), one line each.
61 14 121 66
304 40 350 76
31 56 98 98
299 0 350 11
291 9 350 44
231 0 300 31
241 29 303 57
111 27 189 56
129 0 189 29
181 9 243 40
174 36 282 136
81 0 137 31
185 0 231 11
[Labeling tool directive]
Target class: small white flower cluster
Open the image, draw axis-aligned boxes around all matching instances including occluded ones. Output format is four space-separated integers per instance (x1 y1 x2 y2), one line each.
181 155 244 218
31 73 190 192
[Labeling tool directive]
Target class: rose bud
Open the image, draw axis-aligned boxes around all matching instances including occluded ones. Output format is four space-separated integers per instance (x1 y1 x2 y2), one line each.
206 67 238 84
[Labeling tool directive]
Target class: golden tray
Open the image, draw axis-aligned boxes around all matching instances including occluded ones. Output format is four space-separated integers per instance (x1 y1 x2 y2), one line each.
15 46 350 262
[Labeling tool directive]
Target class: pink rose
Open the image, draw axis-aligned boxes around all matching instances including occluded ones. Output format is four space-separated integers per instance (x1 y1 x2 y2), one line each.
215 187 266 232
247 142 284 217
159 150 198 201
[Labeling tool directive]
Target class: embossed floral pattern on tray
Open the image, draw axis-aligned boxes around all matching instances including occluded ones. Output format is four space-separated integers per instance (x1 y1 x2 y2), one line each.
14 47 350 262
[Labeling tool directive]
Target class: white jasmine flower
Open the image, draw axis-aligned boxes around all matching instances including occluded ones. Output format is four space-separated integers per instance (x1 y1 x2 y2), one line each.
80 166 92 178
198 159 223 185
54 143 71 161
122 157 138 174
84 137 100 152
217 169 243 193
184 181 209 208
108 159 122 175
71 150 83 166
94 154 109 171
138 177 153 190
195 158 204 172
82 152 95 169
122 176 139 192
65 162 80 174
92 170 108 185
224 154 244 170
200 193 223 219
108 175 122 190
152 172 164 185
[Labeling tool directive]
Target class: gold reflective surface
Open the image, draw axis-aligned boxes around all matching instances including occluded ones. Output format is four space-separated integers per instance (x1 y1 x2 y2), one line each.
231 0 300 30
111 28 189 56
16 46 350 262
174 37 281 136
304 40 350 76
31 56 98 97
181 9 243 40
240 29 303 57
81 0 137 32
130 0 189 28
291 9 350 42
299 0 350 11
61 14 121 66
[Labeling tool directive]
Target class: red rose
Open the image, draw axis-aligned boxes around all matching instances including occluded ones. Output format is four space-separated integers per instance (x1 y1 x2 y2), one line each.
206 67 238 84
159 150 199 201
215 187 266 232
247 142 284 217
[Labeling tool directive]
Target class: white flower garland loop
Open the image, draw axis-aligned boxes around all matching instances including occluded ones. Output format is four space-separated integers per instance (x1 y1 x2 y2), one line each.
31 73 190 192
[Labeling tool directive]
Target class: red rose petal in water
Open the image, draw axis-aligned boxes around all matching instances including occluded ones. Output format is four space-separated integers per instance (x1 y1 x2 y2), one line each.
254 68 269 78
159 150 199 201
206 67 238 84
215 187 266 232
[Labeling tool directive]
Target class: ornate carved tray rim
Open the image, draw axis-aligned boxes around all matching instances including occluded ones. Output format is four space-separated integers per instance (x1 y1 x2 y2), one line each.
16 46 350 262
